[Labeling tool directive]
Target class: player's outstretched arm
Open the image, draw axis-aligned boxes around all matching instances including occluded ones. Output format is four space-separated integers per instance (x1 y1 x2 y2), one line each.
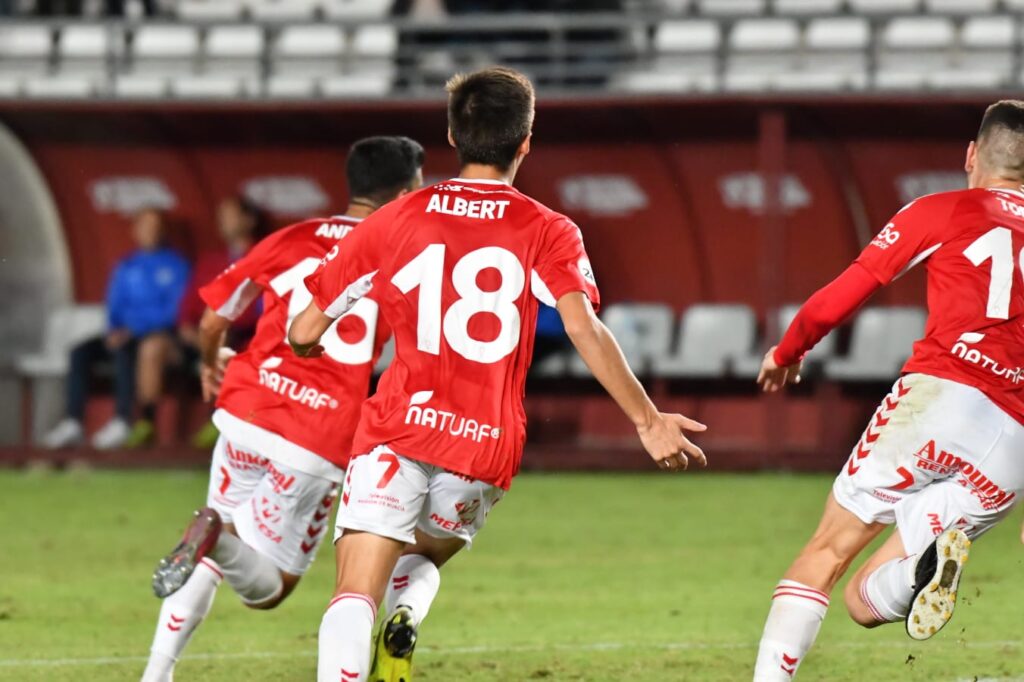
556 292 707 471
198 307 234 402
288 301 332 358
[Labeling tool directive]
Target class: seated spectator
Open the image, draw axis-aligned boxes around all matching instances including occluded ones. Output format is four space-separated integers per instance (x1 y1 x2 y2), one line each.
178 195 263 448
42 209 190 450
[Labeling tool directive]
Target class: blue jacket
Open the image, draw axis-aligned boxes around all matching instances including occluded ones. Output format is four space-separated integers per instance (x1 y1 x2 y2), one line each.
106 248 191 337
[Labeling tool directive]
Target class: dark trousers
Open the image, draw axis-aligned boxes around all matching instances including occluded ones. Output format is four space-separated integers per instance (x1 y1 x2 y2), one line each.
67 336 138 422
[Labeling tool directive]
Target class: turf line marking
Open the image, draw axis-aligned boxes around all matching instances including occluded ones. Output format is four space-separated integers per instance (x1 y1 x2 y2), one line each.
2 639 1022 669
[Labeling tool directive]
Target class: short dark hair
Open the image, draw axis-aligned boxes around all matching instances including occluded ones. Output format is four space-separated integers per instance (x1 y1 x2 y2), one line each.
446 67 535 171
977 101 1024 178
346 136 425 205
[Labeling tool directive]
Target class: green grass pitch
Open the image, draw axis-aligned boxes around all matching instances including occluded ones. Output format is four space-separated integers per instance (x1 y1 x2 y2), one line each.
2 469 1023 681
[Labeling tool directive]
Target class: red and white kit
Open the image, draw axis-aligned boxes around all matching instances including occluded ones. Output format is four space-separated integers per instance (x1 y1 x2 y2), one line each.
199 216 390 574
306 178 600 544
777 188 1024 553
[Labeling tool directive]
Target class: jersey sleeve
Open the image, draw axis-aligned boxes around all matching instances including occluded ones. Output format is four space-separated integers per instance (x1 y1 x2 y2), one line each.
855 192 961 285
305 218 384 320
531 216 601 310
199 227 292 320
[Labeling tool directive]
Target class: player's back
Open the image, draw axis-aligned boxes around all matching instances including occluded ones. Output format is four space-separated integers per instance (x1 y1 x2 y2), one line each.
202 215 389 469
859 187 1024 422
310 178 598 489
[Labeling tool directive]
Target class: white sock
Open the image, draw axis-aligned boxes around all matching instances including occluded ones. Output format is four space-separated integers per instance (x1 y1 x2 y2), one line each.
753 580 830 681
209 533 283 606
860 556 916 623
318 593 377 682
141 559 222 682
384 555 441 625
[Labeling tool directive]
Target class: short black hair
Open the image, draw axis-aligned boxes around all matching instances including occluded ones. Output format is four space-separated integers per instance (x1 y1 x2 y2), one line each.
346 136 425 205
979 100 1024 140
977 101 1024 179
446 67 535 171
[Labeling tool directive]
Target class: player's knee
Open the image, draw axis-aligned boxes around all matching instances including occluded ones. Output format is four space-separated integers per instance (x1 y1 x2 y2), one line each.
842 579 880 628
242 571 299 610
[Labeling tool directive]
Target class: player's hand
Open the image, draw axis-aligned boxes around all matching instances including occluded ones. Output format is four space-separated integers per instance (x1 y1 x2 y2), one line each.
200 363 224 402
637 412 707 471
757 346 802 393
293 344 325 359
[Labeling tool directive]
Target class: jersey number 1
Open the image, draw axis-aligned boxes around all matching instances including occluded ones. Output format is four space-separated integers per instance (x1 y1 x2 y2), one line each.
964 226 1024 320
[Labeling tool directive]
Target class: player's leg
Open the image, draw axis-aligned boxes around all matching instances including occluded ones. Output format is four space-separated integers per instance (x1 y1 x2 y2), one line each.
142 437 265 682
371 469 504 682
753 493 885 681
319 449 429 682
215 459 339 609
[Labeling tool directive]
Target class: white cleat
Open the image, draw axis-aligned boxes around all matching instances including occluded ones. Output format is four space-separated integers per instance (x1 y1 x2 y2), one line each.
41 418 85 449
91 418 130 450
906 528 971 641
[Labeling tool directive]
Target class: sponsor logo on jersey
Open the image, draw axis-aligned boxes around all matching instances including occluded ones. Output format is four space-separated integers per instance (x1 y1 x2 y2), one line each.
870 223 901 250
258 357 340 410
243 176 329 216
558 174 648 217
913 438 1015 510
90 176 177 214
425 193 510 220
718 172 811 215
951 332 1024 384
404 390 502 443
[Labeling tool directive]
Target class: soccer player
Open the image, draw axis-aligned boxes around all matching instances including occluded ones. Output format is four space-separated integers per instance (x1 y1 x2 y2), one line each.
288 66 708 682
139 136 425 682
752 101 1024 680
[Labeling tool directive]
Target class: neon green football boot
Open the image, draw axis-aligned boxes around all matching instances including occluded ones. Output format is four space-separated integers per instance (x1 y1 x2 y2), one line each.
370 606 417 682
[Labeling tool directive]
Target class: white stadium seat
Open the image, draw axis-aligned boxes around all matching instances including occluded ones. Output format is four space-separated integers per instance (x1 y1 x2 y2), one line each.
849 0 920 13
274 25 346 77
654 304 757 378
882 17 956 49
697 0 766 15
926 0 997 11
266 74 317 97
731 19 800 52
172 74 250 98
132 25 200 75
15 306 107 379
322 0 391 19
24 75 97 98
657 0 693 12
320 72 392 97
114 73 169 98
248 0 320 20
963 16 1014 48
177 0 245 19
352 25 398 58
58 25 116 78
655 20 721 52
806 18 870 50
825 307 926 381
773 0 842 14
205 25 264 77
0 25 52 76
569 303 675 377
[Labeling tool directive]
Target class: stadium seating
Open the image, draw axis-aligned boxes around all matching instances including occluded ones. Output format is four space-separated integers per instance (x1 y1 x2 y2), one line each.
0 1 1021 99
824 307 927 382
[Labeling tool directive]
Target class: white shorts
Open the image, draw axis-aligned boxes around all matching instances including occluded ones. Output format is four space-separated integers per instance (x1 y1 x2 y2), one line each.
207 436 338 576
335 445 504 547
833 373 1024 554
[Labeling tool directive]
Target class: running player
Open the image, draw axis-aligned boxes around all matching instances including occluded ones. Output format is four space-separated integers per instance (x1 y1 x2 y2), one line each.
140 136 425 682
752 101 1024 680
288 67 708 682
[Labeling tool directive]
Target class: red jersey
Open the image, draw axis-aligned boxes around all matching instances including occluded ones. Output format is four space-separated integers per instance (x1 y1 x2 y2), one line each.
306 179 600 489
856 187 1024 424
199 216 390 479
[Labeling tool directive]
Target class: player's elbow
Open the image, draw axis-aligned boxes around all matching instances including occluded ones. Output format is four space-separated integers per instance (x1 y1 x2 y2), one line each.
198 308 230 338
287 312 321 354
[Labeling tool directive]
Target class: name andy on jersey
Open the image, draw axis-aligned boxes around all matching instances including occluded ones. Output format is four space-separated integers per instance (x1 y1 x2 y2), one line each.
426 194 510 220
404 391 501 443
